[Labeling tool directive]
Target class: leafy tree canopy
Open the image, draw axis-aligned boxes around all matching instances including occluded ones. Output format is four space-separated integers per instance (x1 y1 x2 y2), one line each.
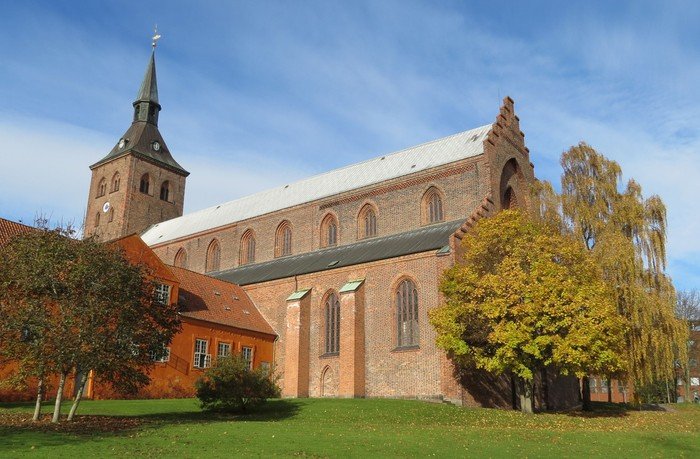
430 210 626 384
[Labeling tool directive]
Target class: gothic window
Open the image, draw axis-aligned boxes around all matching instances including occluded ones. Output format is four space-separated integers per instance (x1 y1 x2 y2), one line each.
422 187 444 224
111 172 121 192
160 181 170 202
275 221 292 257
240 230 256 265
324 292 340 354
396 278 419 348
97 178 107 198
358 204 377 239
503 186 517 209
174 248 188 269
205 239 221 273
320 214 338 248
94 212 100 227
139 174 150 194
108 207 114 222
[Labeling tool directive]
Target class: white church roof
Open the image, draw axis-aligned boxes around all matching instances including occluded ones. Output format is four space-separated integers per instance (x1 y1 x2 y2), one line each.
141 123 492 246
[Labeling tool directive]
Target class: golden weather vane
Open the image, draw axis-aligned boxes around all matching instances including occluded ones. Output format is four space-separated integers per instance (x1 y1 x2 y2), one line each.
152 25 161 49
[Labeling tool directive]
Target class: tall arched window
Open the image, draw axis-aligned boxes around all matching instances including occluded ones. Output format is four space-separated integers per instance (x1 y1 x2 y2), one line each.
275 221 293 257
240 230 256 265
96 178 107 198
320 214 338 248
396 278 419 347
358 204 377 239
94 212 100 227
503 186 517 209
108 207 114 222
139 174 150 194
205 239 221 273
422 187 444 224
111 172 121 192
160 181 170 202
174 248 188 269
324 292 340 354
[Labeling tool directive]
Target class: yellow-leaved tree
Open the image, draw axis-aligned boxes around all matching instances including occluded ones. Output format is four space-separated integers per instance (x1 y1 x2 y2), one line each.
559 143 687 406
430 210 626 413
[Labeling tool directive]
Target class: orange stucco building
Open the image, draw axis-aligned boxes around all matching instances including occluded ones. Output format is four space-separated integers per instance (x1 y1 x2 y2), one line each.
0 226 276 401
88 235 276 399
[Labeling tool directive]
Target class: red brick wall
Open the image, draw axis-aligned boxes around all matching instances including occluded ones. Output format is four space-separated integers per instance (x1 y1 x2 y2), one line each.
85 155 186 242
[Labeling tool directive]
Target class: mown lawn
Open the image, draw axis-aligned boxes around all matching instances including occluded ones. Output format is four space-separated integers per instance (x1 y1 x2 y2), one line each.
1 398 698 458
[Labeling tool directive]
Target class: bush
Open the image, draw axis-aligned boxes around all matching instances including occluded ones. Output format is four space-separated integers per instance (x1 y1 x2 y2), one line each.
195 355 280 413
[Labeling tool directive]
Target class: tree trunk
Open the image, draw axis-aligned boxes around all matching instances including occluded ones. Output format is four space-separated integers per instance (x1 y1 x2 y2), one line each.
67 372 89 421
581 376 591 411
519 377 534 414
540 368 549 412
607 377 612 403
52 372 67 423
32 377 44 422
665 379 671 404
510 374 518 410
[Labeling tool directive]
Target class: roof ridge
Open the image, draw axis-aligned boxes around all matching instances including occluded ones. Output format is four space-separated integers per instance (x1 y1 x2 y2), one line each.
143 123 492 245
146 124 491 231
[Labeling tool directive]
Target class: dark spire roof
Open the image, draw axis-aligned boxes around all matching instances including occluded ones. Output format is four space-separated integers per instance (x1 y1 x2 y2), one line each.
135 50 159 105
90 47 188 176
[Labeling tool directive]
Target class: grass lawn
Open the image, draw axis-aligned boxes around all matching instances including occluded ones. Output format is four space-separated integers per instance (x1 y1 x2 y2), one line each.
1 398 698 458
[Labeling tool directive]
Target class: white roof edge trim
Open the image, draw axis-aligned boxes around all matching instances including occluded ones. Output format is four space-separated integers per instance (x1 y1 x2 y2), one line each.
142 124 493 246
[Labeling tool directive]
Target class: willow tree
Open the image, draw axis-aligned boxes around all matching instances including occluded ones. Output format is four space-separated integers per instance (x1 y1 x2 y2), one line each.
559 143 687 404
430 210 625 413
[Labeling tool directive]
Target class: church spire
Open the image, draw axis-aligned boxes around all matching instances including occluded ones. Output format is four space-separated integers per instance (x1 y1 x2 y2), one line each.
133 30 162 125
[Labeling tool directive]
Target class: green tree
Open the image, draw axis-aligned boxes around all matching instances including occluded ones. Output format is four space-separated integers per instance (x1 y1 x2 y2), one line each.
430 210 625 413
0 224 181 422
559 143 687 406
195 355 280 413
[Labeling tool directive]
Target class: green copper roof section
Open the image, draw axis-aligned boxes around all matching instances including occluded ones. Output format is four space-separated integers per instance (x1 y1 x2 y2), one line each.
135 50 159 105
286 289 311 301
339 279 364 293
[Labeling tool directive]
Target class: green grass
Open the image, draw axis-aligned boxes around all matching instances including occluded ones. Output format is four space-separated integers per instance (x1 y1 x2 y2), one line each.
1 398 698 458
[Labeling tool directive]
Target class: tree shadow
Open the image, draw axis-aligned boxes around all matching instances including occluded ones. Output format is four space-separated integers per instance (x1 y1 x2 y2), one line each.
560 401 675 418
136 398 301 423
0 398 301 453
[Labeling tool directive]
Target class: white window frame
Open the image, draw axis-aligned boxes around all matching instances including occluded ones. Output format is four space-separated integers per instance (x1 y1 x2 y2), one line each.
150 346 170 363
193 339 211 369
218 342 231 358
242 346 253 370
155 283 171 305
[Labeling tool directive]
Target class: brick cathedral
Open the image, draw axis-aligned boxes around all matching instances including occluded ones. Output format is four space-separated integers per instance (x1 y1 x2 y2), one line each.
85 47 578 408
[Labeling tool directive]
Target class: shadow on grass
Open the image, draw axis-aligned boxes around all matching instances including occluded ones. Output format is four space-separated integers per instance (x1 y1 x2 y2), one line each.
563 401 673 418
0 398 301 452
136 398 302 423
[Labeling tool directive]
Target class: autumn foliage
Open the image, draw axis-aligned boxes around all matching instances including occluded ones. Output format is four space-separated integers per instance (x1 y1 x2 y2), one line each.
0 224 181 422
430 210 625 411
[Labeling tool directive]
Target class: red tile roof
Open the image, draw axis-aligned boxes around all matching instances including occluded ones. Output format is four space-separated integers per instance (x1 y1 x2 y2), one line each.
169 265 276 336
0 218 34 246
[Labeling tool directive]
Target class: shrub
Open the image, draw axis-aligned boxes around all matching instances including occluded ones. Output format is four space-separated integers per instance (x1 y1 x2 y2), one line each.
195 355 280 413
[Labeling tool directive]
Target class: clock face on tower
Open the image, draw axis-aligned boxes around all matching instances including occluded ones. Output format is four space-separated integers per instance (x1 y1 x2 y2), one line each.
152 141 161 151
103 202 111 213
118 138 126 149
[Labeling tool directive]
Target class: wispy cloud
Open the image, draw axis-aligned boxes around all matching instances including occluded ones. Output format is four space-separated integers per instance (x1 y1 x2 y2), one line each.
0 0 698 289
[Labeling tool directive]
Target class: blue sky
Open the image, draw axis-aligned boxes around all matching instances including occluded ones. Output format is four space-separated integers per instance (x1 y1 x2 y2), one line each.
0 0 698 290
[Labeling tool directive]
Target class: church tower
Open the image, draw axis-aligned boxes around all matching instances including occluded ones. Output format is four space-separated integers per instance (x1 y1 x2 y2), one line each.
85 42 189 241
